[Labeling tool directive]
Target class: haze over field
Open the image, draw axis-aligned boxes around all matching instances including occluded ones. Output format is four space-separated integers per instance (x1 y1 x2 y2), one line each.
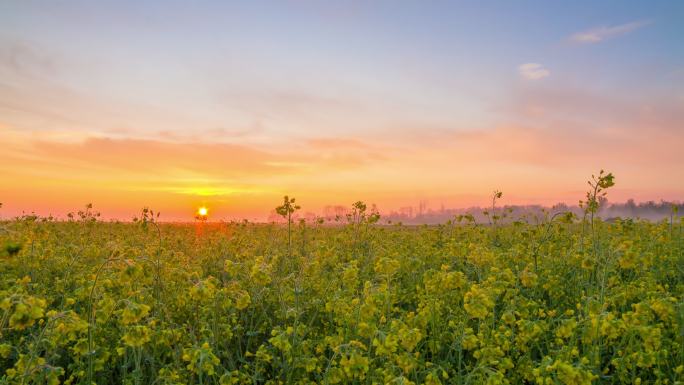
1 1 683 220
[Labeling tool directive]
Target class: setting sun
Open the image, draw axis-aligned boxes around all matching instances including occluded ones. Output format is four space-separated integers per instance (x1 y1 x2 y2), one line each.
198 207 208 216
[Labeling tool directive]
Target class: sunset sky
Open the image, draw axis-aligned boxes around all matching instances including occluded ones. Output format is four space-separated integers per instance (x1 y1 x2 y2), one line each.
1 1 683 220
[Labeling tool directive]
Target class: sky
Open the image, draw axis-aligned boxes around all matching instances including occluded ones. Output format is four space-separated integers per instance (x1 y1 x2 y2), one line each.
1 0 683 221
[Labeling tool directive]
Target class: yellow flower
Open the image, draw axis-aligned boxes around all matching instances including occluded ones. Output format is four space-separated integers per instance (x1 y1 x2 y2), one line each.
342 262 359 288
425 372 443 385
0 344 11 359
374 257 400 276
372 333 399 356
397 325 422 352
519 267 538 288
8 296 46 330
250 256 272 285
121 325 151 347
555 361 596 385
269 328 292 353
189 278 217 301
555 319 576 339
339 352 369 379
395 352 417 373
120 302 151 325
224 260 240 276
183 342 221 376
461 328 479 350
235 290 251 310
501 311 516 325
649 298 674 322
640 326 661 352
464 284 494 319
255 345 272 363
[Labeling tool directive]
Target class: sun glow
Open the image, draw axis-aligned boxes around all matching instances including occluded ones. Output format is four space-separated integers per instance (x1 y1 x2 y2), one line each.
198 207 208 216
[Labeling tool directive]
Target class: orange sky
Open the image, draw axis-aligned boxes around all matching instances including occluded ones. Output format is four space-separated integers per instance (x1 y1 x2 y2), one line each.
1 2 683 221
2 118 682 221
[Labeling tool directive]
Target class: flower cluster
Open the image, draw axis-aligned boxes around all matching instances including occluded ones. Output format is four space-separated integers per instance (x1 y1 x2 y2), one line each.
0 211 682 384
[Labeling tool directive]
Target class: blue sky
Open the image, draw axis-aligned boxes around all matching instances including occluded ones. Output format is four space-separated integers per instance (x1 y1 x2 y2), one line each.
1 1 682 219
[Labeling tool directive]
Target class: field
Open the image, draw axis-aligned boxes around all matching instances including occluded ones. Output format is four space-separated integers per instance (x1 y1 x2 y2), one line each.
1 204 683 385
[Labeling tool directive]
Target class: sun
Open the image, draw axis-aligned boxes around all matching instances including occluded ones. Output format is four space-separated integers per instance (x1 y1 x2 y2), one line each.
198 207 208 216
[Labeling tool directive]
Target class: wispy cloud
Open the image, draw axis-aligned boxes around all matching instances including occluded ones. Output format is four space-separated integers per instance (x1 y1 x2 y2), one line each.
518 63 550 80
0 39 59 78
569 20 651 44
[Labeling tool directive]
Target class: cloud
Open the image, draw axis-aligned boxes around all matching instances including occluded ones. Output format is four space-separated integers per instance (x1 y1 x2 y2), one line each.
569 20 651 44
307 138 371 149
0 39 59 78
518 63 550 80
0 130 388 197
